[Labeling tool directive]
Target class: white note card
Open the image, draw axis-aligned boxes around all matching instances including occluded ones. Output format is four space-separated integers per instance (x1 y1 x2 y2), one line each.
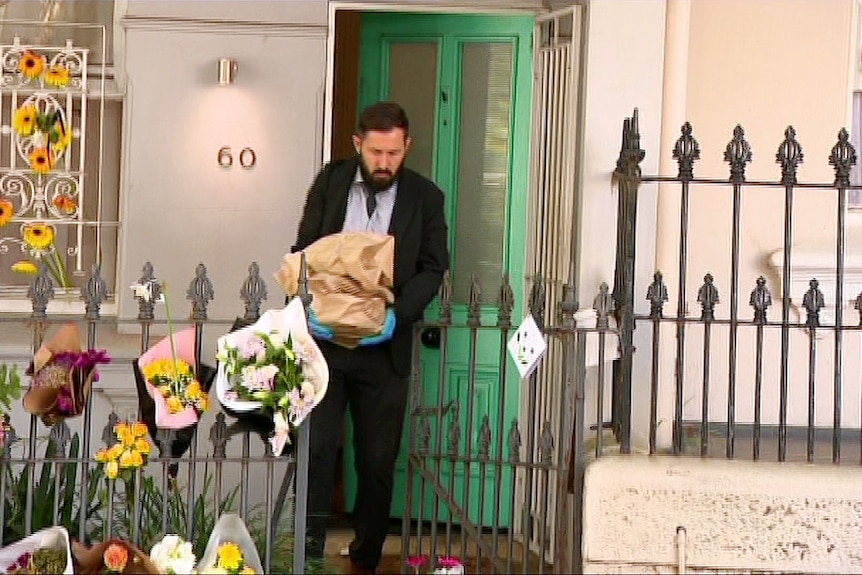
507 314 547 378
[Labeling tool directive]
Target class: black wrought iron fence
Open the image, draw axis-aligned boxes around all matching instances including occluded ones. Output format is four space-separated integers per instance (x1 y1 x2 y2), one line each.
0 261 310 574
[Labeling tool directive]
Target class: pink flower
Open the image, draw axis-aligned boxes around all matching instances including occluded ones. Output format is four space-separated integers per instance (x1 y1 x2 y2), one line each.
240 364 278 391
240 335 266 361
437 556 462 569
406 555 428 571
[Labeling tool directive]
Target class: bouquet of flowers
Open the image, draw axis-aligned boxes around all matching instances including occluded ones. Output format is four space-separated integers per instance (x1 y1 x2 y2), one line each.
215 298 328 456
196 514 261 575
22 323 110 426
0 526 73 574
71 539 159 574
131 281 216 463
148 535 196 574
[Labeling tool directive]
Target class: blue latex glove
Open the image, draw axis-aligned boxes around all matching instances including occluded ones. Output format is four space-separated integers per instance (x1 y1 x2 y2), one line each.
359 307 396 346
307 308 334 341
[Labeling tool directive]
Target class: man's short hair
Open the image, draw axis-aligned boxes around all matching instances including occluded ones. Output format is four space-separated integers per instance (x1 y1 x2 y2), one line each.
357 101 410 136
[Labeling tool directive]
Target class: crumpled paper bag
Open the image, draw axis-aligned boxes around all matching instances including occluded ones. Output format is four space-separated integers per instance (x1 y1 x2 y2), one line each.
275 231 395 348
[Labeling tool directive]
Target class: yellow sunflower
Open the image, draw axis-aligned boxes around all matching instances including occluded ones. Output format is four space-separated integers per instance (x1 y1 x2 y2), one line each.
22 223 55 250
52 124 73 153
29 148 54 174
13 106 37 136
11 261 38 275
52 194 77 215
0 198 13 226
44 65 70 87
19 51 45 79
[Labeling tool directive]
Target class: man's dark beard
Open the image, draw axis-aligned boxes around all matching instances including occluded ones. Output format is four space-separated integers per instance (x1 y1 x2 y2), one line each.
359 159 401 192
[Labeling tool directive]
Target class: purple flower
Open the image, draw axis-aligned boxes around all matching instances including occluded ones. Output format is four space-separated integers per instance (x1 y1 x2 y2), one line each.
57 386 74 415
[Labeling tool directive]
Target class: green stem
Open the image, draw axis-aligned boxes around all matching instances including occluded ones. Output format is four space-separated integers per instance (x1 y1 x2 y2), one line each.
52 248 70 288
163 288 180 381
42 256 66 289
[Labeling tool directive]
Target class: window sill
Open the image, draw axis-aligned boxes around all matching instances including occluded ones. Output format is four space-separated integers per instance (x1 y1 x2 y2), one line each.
0 286 118 316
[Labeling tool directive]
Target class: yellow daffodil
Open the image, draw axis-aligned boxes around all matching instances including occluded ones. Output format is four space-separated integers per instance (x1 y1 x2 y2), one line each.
12 106 37 136
240 567 256 575
119 448 143 469
134 438 151 455
116 425 136 447
29 148 54 174
22 223 55 250
11 261 38 275
107 443 124 460
216 543 243 572
131 421 148 438
166 395 184 414
158 384 171 397
44 65 70 87
143 358 192 382
198 393 210 412
52 194 77 215
186 380 203 400
0 199 14 226
105 460 119 479
94 448 109 463
19 51 44 79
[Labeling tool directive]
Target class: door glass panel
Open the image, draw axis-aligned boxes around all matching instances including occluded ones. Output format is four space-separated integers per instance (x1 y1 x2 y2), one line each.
453 42 514 303
387 42 438 179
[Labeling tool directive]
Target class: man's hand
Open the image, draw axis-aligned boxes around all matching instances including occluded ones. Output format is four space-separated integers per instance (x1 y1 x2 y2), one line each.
359 307 396 346
307 308 334 341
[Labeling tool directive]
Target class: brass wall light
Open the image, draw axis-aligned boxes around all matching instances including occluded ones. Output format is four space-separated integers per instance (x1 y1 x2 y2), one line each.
218 58 237 85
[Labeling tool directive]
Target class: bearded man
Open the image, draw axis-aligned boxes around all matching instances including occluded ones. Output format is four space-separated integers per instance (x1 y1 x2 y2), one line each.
293 101 450 574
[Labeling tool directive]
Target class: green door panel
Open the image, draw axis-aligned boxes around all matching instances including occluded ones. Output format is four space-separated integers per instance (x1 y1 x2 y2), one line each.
346 11 534 526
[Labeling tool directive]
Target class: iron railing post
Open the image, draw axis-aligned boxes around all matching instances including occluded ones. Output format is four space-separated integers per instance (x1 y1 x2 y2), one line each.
611 109 644 453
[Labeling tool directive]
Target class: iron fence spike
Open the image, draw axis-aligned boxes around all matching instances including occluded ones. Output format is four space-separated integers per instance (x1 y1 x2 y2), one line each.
724 124 752 183
240 262 268 321
186 262 214 321
776 125 804 186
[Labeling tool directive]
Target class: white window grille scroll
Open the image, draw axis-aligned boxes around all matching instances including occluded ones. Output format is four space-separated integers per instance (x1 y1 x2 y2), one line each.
0 34 95 286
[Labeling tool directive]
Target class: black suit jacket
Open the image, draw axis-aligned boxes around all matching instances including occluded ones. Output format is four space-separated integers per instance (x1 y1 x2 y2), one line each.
294 157 450 376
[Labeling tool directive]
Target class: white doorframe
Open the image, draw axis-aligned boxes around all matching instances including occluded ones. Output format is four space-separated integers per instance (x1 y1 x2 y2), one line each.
322 0 544 163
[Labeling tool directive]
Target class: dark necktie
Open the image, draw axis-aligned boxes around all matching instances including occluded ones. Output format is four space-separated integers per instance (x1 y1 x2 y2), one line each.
365 187 377 218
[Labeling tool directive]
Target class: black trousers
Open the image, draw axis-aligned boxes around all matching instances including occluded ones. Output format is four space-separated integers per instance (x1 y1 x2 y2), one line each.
305 340 410 569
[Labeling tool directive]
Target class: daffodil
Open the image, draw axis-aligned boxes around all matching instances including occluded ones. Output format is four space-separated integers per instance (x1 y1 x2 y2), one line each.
134 438 151 455
186 380 203 400
105 460 119 479
44 65 70 87
119 448 143 468
166 395 184 414
19 50 44 79
29 148 54 174
0 199 13 226
13 106 37 136
22 223 55 250
216 543 243 572
11 261 38 275
131 421 148 438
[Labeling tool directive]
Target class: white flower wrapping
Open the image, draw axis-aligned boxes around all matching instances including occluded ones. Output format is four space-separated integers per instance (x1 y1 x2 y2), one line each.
0 526 74 574
215 298 328 455
196 514 263 574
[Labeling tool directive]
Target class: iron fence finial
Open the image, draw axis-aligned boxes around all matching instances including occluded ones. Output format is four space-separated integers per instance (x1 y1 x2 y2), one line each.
646 271 668 319
83 263 108 320
697 273 720 322
186 263 214 321
240 261 267 321
498 273 514 329
29 262 54 319
724 124 752 183
468 273 482 328
135 262 161 321
803 278 825 328
594 282 614 329
508 419 522 463
776 125 804 185
673 122 700 180
750 276 772 324
529 276 546 330
829 127 857 188
439 270 452 325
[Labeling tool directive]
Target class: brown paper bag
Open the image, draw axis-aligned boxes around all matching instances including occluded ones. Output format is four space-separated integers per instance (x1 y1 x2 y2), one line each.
275 232 395 348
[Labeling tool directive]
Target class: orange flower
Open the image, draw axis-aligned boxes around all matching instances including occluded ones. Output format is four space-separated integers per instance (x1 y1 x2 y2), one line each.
19 50 44 79
103 542 129 572
0 199 13 226
29 148 54 174
52 194 77 215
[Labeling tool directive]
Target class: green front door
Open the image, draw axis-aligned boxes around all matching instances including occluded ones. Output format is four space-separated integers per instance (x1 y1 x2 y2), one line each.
346 11 533 525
